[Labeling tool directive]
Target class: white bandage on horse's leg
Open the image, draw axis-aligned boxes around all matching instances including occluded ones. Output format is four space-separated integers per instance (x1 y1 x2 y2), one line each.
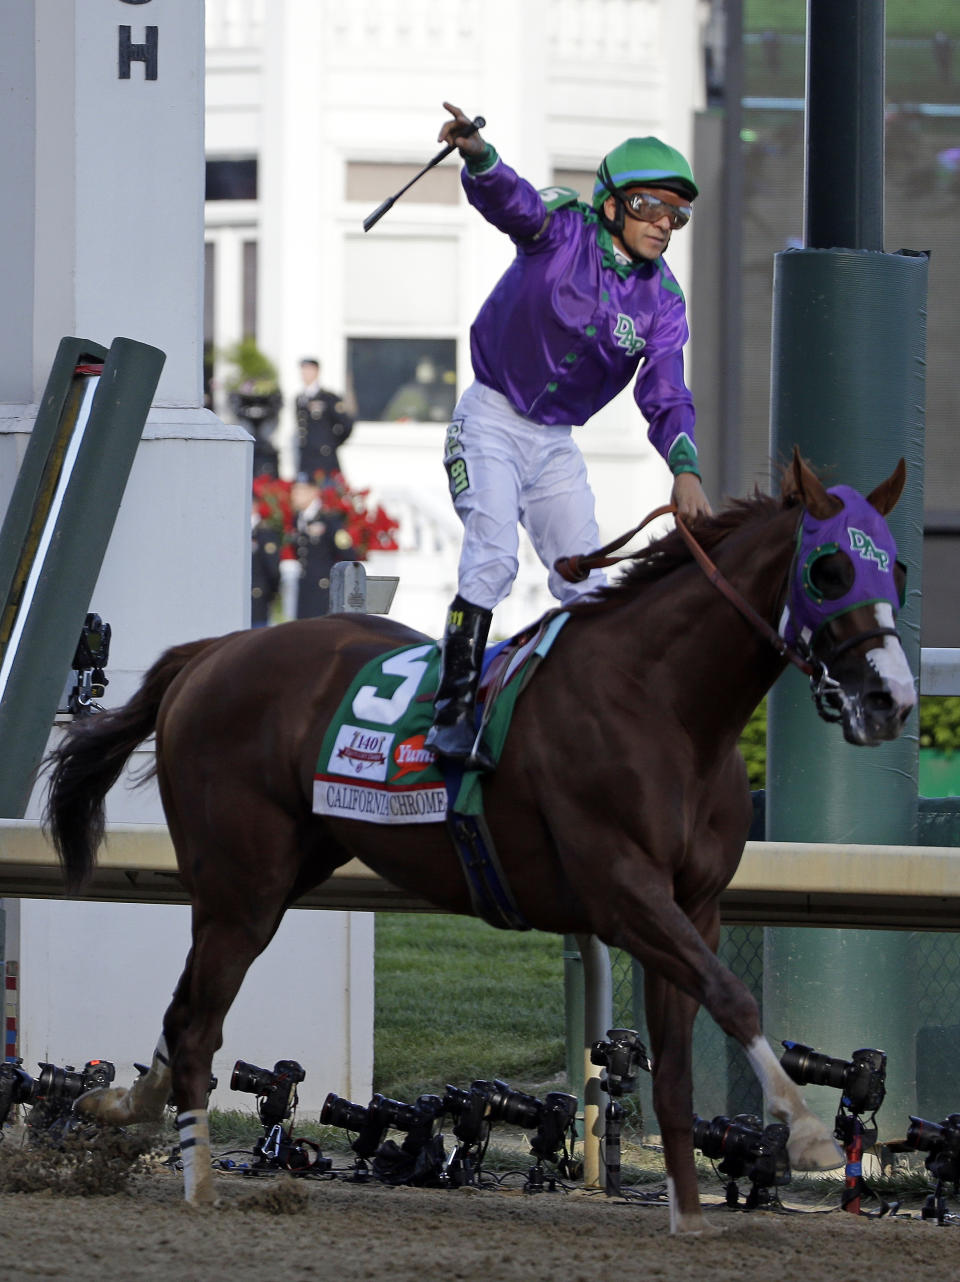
177 1108 214 1204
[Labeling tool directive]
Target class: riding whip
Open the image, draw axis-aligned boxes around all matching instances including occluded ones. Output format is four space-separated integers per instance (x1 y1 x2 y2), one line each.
362 115 485 232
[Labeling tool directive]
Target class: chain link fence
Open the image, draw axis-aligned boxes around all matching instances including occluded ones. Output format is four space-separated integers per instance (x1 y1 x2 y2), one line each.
609 927 960 1142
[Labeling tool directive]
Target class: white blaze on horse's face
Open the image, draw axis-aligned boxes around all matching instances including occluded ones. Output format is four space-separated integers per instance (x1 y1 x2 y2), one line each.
838 603 917 747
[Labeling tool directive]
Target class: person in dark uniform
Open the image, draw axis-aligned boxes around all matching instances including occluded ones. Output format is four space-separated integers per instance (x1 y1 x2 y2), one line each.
291 474 354 618
295 358 355 478
250 506 282 626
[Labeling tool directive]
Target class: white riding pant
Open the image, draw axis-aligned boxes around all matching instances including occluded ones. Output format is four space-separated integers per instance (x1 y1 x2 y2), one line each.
443 381 606 611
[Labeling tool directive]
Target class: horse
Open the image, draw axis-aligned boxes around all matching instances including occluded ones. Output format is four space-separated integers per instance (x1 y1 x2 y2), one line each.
44 451 916 1233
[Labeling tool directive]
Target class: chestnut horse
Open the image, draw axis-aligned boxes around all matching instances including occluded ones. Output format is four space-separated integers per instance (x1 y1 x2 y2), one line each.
45 454 915 1232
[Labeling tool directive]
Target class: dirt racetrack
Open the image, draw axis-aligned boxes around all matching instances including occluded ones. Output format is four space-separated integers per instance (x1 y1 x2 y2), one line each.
1 1167 958 1282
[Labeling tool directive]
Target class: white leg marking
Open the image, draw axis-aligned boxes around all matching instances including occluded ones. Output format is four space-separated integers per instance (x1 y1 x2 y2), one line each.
747 1036 843 1170
667 1175 713 1236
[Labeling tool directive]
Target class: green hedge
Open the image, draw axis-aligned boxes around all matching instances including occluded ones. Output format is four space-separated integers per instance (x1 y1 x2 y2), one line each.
739 695 960 789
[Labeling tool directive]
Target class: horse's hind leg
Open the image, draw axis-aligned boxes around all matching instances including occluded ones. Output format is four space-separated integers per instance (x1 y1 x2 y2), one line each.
162 902 292 1205
77 905 288 1205
77 1033 173 1125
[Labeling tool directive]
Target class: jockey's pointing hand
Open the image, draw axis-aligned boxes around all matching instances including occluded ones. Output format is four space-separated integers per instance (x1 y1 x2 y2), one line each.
439 102 486 157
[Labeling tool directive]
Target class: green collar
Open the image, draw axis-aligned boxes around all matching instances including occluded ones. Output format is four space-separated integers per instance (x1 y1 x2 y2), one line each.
579 204 656 279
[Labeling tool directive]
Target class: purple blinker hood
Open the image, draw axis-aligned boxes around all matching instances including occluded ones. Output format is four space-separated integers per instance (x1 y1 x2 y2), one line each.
780 484 902 649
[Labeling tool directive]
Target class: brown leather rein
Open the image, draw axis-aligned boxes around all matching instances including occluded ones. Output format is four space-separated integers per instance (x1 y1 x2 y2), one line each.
554 504 817 679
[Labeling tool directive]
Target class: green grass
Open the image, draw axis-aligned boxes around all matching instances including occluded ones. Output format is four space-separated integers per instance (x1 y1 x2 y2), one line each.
747 1 960 38
373 914 566 1102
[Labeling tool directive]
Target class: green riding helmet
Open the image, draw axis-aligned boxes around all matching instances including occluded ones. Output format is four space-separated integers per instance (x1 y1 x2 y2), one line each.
592 136 699 207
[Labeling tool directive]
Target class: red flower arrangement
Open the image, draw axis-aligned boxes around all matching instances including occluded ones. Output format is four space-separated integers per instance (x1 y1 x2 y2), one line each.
252 471 399 561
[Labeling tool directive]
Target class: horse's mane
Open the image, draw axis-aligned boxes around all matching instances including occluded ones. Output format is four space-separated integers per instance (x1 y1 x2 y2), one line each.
567 488 797 615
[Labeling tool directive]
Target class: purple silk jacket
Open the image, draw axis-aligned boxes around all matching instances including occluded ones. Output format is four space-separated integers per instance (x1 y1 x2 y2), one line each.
462 147 700 476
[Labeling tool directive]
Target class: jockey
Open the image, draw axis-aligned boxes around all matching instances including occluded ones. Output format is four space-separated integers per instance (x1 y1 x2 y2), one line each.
426 102 712 770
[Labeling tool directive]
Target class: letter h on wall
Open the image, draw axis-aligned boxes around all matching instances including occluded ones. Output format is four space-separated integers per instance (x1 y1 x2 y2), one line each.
118 26 158 80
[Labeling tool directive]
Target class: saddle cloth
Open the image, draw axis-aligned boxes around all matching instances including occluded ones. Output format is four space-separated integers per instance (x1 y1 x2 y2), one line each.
312 611 569 825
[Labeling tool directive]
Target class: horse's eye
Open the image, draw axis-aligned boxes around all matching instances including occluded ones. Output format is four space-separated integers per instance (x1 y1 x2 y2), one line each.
806 550 855 602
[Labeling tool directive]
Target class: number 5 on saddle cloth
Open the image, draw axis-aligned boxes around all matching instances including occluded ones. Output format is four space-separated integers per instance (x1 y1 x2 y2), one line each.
312 612 569 928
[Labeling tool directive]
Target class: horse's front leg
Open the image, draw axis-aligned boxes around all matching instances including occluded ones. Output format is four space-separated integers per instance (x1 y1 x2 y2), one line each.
582 869 843 1189
744 1037 844 1171
644 969 712 1235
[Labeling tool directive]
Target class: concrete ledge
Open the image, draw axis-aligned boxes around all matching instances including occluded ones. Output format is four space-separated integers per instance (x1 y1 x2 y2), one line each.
2 820 960 928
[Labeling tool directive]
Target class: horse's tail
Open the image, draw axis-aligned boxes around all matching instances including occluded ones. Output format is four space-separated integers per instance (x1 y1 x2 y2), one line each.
44 638 219 892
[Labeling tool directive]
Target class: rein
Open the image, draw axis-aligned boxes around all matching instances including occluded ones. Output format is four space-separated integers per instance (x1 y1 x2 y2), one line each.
553 505 876 712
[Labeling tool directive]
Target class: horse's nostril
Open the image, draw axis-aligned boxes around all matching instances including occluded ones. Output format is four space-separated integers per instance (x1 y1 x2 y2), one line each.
864 690 895 717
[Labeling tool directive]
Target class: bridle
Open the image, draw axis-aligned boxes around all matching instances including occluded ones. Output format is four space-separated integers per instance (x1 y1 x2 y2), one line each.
554 504 900 723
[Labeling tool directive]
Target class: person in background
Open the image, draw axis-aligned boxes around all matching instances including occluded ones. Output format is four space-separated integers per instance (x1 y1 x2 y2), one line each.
291 473 353 618
426 102 712 769
295 358 355 478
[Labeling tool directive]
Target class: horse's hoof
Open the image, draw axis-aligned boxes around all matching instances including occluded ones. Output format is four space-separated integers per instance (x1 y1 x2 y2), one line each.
787 1112 844 1170
671 1215 720 1236
185 1197 216 1212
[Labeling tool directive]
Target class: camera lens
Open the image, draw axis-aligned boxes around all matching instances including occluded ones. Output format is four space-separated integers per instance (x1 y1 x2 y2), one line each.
320 1092 369 1131
781 1042 850 1091
908 1116 946 1152
484 1080 542 1130
230 1060 276 1095
693 1114 762 1164
36 1063 86 1104
369 1094 422 1131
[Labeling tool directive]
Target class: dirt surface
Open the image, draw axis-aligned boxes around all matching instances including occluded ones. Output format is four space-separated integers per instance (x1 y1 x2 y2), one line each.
0 1162 957 1282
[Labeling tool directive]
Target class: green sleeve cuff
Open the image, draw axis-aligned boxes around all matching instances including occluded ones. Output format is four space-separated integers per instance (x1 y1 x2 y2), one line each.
464 143 499 175
667 432 701 478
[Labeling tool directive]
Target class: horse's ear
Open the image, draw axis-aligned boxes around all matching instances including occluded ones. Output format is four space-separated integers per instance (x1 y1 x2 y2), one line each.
866 458 907 516
782 447 842 518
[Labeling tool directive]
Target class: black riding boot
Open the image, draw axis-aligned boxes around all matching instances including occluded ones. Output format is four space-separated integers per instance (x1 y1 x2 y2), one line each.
425 595 495 771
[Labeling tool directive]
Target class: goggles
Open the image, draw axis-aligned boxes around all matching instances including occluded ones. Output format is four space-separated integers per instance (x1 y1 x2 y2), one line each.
623 190 692 230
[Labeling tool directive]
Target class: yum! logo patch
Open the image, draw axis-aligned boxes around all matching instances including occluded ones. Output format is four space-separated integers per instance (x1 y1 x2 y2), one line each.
392 734 437 781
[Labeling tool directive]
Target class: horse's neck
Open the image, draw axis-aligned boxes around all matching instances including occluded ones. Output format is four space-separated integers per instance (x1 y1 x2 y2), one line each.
604 507 796 743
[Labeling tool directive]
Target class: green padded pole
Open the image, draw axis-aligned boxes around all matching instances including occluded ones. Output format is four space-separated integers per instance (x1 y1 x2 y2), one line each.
0 337 165 817
764 247 927 1134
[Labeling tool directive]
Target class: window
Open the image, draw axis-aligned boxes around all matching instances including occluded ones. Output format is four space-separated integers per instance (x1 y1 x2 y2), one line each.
551 169 597 203
347 338 457 423
346 162 459 205
206 158 258 201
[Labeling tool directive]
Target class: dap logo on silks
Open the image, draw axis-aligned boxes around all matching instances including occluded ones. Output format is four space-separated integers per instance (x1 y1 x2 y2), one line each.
613 313 645 357
327 725 394 780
